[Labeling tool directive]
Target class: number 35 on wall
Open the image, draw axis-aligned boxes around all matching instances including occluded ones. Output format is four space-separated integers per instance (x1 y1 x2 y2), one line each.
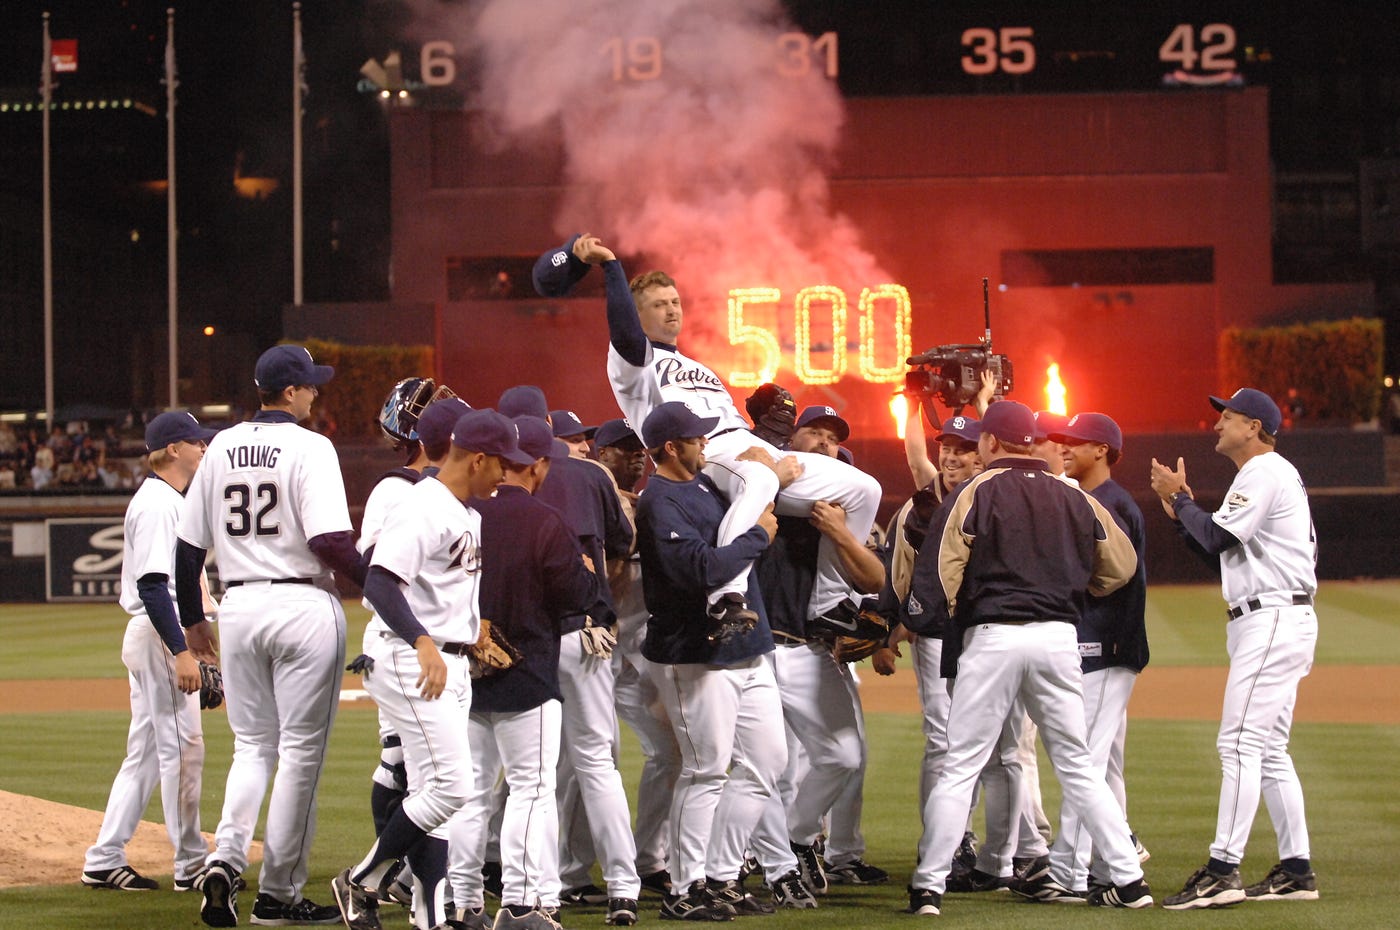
727 285 913 388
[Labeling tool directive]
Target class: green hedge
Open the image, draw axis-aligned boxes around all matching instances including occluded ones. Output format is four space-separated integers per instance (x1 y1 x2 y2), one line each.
1218 317 1384 424
299 339 435 440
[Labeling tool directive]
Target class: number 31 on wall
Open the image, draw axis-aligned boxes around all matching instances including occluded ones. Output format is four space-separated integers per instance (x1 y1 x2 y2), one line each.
727 285 913 388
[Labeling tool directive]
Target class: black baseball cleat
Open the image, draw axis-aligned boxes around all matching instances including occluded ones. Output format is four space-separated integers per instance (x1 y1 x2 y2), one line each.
823 858 889 886
946 866 1005 893
81 865 159 891
1162 865 1245 910
659 882 736 921
249 892 342 924
200 860 244 928
1244 863 1319 901
705 878 775 915
560 883 610 906
906 886 941 916
640 869 674 897
790 842 828 896
1087 877 1153 909
606 897 640 926
705 594 757 643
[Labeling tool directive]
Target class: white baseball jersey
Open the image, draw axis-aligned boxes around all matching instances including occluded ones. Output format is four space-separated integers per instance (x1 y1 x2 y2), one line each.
119 475 183 616
369 476 483 644
359 471 418 627
1211 450 1317 604
180 419 352 581
607 342 750 439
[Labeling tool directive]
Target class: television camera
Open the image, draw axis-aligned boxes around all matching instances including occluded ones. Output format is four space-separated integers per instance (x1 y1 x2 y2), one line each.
904 278 1013 411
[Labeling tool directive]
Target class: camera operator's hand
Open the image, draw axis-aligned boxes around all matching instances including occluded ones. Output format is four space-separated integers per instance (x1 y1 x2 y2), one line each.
975 369 998 416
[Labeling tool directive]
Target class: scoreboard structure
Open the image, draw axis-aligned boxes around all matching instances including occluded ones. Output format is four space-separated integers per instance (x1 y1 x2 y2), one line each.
380 8 1374 435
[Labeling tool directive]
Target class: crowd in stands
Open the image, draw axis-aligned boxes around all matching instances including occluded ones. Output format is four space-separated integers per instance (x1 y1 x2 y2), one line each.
0 417 151 492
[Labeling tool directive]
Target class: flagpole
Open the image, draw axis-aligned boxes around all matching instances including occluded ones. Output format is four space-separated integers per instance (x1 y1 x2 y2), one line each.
292 2 304 307
41 13 56 429
165 7 179 408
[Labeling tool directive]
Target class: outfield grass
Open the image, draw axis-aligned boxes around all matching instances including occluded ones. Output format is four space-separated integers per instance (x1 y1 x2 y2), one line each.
1 585 1398 930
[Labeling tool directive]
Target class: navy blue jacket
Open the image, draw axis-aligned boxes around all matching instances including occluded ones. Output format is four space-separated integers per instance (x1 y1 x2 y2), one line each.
1079 478 1150 674
537 453 632 632
636 473 774 666
471 485 600 712
754 516 820 641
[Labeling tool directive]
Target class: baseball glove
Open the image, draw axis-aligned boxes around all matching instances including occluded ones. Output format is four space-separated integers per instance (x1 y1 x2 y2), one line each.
468 619 523 680
199 662 224 710
808 599 891 664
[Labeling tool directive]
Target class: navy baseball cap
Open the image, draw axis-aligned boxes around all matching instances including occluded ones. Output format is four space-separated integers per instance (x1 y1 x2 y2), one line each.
594 418 642 450
512 415 556 460
145 411 216 452
641 401 719 449
451 409 536 466
1033 411 1070 443
794 405 850 443
498 385 549 420
1210 388 1282 435
1050 412 1123 453
981 401 1036 445
254 344 334 391
532 235 590 298
935 414 982 445
416 398 471 450
550 409 597 439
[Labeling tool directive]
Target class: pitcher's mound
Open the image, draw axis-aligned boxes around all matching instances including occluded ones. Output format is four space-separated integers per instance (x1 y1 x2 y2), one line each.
0 789 261 889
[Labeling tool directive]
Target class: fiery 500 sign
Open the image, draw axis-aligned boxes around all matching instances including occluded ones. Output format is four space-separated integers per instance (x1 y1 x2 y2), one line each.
727 284 912 388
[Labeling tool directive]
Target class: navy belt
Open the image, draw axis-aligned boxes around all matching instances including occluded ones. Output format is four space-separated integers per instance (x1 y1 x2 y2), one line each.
440 641 473 656
225 577 315 588
1227 593 1311 620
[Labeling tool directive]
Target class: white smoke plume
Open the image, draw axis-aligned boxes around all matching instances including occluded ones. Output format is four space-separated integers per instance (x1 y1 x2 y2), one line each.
404 0 887 298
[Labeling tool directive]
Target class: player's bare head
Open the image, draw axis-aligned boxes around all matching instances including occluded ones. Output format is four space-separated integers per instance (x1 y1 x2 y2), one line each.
631 271 683 343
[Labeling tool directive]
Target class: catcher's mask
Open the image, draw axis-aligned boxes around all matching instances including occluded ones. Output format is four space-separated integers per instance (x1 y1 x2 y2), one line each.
378 377 456 451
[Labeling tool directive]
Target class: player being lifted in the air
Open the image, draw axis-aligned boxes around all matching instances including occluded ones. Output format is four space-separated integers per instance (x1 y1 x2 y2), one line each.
532 234 883 640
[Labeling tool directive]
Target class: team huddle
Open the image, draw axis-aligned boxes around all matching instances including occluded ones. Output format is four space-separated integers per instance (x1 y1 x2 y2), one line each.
80 233 1322 928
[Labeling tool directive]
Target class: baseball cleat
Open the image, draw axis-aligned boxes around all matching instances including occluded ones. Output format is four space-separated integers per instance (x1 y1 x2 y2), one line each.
659 882 736 921
249 892 342 925
1244 863 1319 901
1162 865 1245 910
200 860 243 927
790 841 828 895
331 868 383 930
454 906 492 930
945 866 1005 893
490 906 565 930
704 594 758 643
639 869 673 897
770 871 818 909
1087 877 1152 908
705 878 774 915
81 865 159 891
174 871 206 893
1010 872 1084 903
823 858 889 885
605 897 640 926
906 886 941 916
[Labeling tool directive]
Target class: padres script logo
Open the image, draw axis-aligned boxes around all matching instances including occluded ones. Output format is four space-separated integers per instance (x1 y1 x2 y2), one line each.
656 357 726 393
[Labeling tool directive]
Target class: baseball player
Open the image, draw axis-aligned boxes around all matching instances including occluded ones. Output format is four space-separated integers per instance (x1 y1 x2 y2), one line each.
448 415 606 930
550 409 597 459
537 234 882 633
354 389 469 910
495 388 639 915
82 412 218 893
884 415 982 877
1036 412 1151 898
768 405 889 891
175 344 363 927
1150 388 1320 908
633 402 783 920
904 401 1150 916
334 408 531 930
594 417 681 898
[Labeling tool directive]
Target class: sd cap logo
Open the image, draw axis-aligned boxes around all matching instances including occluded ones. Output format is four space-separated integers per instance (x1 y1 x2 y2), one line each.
952 416 966 428
551 250 568 267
